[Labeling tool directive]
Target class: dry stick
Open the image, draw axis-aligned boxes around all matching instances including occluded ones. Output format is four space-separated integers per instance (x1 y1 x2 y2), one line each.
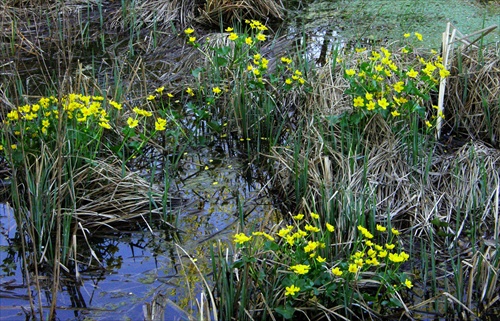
436 22 455 139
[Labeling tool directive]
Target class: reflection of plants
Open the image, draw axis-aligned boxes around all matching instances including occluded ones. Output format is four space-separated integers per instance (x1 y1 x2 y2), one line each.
213 212 412 319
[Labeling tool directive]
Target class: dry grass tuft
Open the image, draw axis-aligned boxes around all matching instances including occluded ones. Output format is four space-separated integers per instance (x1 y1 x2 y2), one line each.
67 158 182 231
196 0 284 27
446 46 500 147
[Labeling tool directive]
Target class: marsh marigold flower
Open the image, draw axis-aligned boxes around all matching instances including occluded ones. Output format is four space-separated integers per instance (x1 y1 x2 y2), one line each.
353 96 364 107
285 284 300 296
233 233 252 245
404 279 413 289
228 33 238 41
345 69 356 76
406 68 419 78
256 33 266 41
289 264 310 275
184 28 194 35
127 117 139 128
155 118 167 131
348 263 360 273
377 98 389 110
332 267 343 276
293 213 304 220
326 223 335 232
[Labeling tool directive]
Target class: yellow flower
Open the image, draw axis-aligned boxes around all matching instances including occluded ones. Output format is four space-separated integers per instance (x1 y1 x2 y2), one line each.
184 27 194 35
281 57 292 64
289 264 310 275
245 37 253 45
228 33 238 41
305 224 320 233
355 47 366 53
332 267 343 276
376 224 387 232
155 86 165 94
147 95 156 101
99 121 111 129
233 233 252 245
377 98 390 110
155 117 167 131
285 78 292 85
189 36 196 43
285 284 300 296
304 241 320 253
316 256 326 263
391 110 401 117
311 212 319 219
348 263 359 273
110 100 122 110
256 33 266 41
391 228 400 235
0 145 3 151
278 228 291 238
127 117 139 128
212 87 222 94
252 231 275 241
378 250 388 258
353 96 365 107
293 213 304 220
326 223 334 232
389 252 405 263
11 144 17 150
415 32 423 41
403 33 411 38
402 47 409 54
186 87 195 96
406 68 419 78
385 243 395 250
225 27 234 32
345 69 356 76
393 81 405 93
365 93 373 100
439 69 450 78
404 279 413 289
365 240 374 247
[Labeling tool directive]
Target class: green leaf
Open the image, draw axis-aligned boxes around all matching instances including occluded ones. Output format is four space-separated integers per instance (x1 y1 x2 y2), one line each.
191 67 204 78
216 56 228 66
275 305 295 319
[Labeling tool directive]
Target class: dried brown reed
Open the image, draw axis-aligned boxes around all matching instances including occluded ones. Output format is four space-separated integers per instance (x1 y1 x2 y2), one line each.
446 46 500 147
196 0 284 27
68 157 182 231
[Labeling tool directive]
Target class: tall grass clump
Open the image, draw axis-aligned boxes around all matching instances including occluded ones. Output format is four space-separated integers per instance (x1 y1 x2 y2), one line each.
0 90 184 317
177 20 308 158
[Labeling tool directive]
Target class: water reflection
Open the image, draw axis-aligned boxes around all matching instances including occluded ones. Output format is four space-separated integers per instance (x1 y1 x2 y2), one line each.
0 146 273 320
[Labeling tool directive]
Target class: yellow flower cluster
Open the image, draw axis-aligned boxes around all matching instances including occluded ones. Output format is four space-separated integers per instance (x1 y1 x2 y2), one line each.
2 94 121 140
345 37 450 124
289 264 311 275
